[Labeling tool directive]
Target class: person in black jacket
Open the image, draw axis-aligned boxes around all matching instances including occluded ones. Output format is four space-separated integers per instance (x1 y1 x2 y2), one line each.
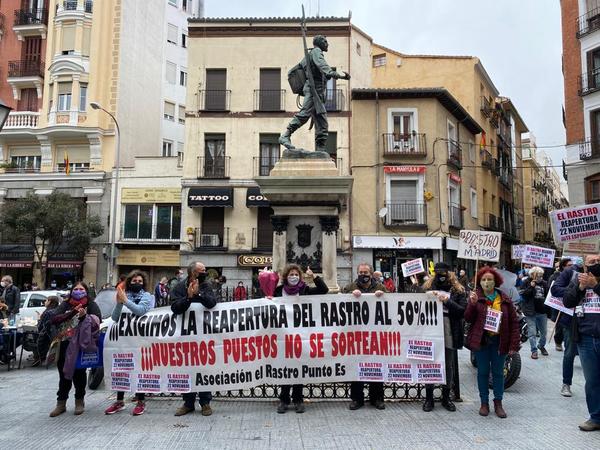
421 262 467 412
520 266 549 359
171 261 217 417
549 258 573 351
274 264 328 414
563 254 600 432
1 275 20 319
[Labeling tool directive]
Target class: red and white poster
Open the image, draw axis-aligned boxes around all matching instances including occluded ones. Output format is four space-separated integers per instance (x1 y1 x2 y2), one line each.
551 203 600 243
521 245 556 268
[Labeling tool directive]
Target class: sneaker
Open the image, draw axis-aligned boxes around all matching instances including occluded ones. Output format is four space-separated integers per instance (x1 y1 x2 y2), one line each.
579 419 600 431
277 401 288 414
294 402 305 413
174 405 195 416
539 347 549 356
373 400 385 410
201 404 212 416
531 351 539 359
349 400 363 410
104 401 126 415
561 384 572 397
555 344 563 352
132 401 145 416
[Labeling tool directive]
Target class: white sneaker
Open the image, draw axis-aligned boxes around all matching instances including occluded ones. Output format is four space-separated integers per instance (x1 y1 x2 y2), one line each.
561 384 572 397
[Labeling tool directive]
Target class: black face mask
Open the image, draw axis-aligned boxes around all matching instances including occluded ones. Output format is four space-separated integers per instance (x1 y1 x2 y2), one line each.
129 284 143 293
587 264 600 277
358 274 371 285
197 272 207 283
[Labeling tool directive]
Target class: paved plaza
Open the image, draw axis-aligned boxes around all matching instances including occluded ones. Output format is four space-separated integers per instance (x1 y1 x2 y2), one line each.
1 328 600 450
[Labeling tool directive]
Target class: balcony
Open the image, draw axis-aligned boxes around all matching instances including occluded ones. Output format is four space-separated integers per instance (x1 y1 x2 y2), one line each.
577 7 600 38
480 149 492 169
253 156 280 177
3 111 39 129
12 8 48 39
447 140 462 169
579 69 600 96
492 158 501 176
448 203 463 229
325 89 345 112
8 59 44 78
199 90 230 112
480 96 493 118
534 231 552 243
0 164 41 174
488 214 498 231
382 132 427 156
252 227 273 251
579 140 599 160
384 202 427 227
499 169 514 190
194 228 229 250
253 89 285 112
489 114 499 129
197 156 230 178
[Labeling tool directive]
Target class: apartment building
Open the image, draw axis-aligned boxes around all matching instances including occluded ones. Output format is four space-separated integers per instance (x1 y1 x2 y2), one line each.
182 16 372 287
561 0 600 207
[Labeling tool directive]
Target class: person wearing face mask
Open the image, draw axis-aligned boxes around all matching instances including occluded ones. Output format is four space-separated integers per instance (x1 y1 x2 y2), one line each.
0 276 20 320
171 261 217 417
342 263 387 410
104 270 153 416
520 266 549 359
383 274 396 293
50 280 58 289
458 269 469 288
421 263 467 412
465 267 520 418
273 264 328 414
233 281 248 300
564 254 600 432
49 282 101 417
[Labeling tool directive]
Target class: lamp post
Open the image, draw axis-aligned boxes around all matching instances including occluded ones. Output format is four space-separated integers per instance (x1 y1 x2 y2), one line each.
90 101 121 285
0 99 12 132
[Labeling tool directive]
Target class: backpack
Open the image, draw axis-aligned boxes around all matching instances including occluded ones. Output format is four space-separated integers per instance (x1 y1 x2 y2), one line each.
287 63 306 95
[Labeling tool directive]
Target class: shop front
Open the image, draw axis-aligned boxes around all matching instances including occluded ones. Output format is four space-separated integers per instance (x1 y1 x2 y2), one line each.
116 248 181 289
0 245 34 289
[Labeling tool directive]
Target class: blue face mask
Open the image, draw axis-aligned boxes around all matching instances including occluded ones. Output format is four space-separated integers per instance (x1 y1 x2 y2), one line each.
71 289 86 300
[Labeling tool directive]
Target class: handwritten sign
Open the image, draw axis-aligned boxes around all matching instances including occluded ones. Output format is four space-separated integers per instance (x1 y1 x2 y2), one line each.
511 245 526 260
521 245 556 268
457 230 502 262
551 203 600 243
483 309 502 333
401 258 425 277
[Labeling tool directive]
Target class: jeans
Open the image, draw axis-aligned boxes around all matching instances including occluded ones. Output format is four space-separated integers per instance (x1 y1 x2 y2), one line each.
561 324 579 385
183 391 212 408
279 384 303 404
473 335 506 404
350 382 384 404
526 313 547 352
577 334 600 424
56 341 87 401
425 347 456 398
554 321 564 346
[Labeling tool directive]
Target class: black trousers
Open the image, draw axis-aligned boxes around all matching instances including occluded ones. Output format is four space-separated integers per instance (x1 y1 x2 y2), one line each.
279 384 303 404
116 392 145 401
182 391 212 407
350 381 384 404
56 341 87 401
554 323 564 345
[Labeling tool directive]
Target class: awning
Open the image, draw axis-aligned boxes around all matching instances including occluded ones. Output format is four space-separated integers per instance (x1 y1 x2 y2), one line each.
0 261 32 268
353 235 443 250
246 187 269 207
45 261 84 269
188 187 233 208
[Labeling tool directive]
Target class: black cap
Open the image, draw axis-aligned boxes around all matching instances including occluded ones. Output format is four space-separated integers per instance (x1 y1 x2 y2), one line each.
434 262 450 272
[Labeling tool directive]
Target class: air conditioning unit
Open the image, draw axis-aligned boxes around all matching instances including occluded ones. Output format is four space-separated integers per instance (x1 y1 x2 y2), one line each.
199 234 220 247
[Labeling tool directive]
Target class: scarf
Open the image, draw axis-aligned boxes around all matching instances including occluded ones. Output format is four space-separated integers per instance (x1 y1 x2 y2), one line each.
68 297 88 308
283 280 306 296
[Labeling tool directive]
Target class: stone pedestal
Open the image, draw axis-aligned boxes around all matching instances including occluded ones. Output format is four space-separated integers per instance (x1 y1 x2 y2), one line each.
256 158 352 293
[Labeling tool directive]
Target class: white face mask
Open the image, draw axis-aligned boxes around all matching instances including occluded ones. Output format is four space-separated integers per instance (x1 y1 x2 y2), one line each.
287 275 300 286
1 281 7 288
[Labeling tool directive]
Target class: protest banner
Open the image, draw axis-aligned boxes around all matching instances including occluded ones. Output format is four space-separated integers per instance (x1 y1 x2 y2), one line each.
511 245 526 260
521 245 556 268
457 230 502 262
104 294 445 392
401 258 425 277
563 240 600 255
550 203 600 243
544 289 574 317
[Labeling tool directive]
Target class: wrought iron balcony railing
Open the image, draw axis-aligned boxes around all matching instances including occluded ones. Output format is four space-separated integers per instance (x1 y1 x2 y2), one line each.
384 202 427 227
7 59 44 78
199 90 230 111
253 89 285 112
449 203 463 229
447 140 462 169
577 7 600 38
13 8 48 26
325 89 345 112
382 133 427 156
194 228 229 250
197 156 230 178
579 69 600 96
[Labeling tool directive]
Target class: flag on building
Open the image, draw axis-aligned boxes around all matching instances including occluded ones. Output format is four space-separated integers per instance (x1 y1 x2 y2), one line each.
64 152 70 175
480 131 487 151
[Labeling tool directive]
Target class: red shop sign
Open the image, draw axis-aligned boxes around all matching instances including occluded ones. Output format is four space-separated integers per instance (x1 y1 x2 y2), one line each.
384 166 426 174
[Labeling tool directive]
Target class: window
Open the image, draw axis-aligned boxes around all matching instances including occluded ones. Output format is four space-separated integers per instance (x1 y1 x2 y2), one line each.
200 208 224 246
204 134 226 177
82 27 91 57
168 0 177 6
28 294 47 308
179 70 187 87
447 120 460 164
183 0 190 11
448 179 462 228
166 61 177 84
79 83 87 111
387 179 423 225
58 82 72 111
393 112 414 139
61 24 75 55
181 33 187 48
162 140 173 157
48 83 53 112
356 42 361 55
178 105 185 124
10 155 41 170
259 134 279 176
177 142 184 166
468 139 475 163
123 204 180 240
164 101 175 121
470 188 478 219
326 131 337 160
258 68 282 111
256 207 274 249
167 24 178 45
586 173 600 203
57 162 90 172
205 69 227 110
372 54 387 67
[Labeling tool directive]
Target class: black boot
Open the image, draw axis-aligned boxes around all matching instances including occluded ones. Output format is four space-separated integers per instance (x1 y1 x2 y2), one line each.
441 388 456 412
422 387 434 412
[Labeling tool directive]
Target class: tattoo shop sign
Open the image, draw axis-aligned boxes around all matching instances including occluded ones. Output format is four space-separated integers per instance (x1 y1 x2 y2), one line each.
550 203 600 243
104 294 446 393
457 230 502 262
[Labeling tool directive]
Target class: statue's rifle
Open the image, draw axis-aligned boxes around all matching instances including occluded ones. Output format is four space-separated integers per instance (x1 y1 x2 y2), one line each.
301 5 326 117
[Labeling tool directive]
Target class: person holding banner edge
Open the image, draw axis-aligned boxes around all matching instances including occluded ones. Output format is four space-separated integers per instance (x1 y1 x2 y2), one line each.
421 263 467 412
274 264 329 414
466 267 520 418
171 261 218 417
342 263 388 410
520 267 549 359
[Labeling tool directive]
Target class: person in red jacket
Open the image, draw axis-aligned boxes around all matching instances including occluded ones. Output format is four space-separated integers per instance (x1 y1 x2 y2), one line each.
465 266 520 419
232 281 247 300
383 274 395 293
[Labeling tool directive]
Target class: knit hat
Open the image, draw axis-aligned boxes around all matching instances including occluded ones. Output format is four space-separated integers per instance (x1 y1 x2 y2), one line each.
434 262 450 272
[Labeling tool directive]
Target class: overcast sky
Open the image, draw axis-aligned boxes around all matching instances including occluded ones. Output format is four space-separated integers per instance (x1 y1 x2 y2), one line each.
203 0 565 167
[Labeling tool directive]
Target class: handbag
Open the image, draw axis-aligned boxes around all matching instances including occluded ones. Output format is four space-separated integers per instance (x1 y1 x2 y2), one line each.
45 338 61 368
75 332 104 369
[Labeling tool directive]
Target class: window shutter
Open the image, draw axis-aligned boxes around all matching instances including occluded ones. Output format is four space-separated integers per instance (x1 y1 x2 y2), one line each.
62 25 76 52
390 180 417 202
164 101 175 118
167 24 178 44
166 62 177 83
58 82 72 95
82 27 91 56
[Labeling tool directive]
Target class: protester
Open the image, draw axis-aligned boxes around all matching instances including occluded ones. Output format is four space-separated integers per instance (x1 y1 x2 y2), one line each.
383 274 395 293
373 271 384 284
273 264 328 414
549 258 573 352
1 276 20 321
342 263 387 410
520 266 549 359
171 262 218 416
50 280 58 289
458 269 469 288
87 282 97 300
49 282 101 417
563 254 600 432
551 262 581 397
34 295 60 367
421 263 467 412
465 267 520 418
154 277 169 307
105 271 153 416
233 281 248 300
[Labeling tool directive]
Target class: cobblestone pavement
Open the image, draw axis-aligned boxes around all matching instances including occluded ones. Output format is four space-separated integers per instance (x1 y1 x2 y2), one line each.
1 325 600 449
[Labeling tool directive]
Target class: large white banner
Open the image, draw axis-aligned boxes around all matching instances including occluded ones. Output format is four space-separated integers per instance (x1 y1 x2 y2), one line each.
550 203 600 243
457 230 502 262
104 294 446 393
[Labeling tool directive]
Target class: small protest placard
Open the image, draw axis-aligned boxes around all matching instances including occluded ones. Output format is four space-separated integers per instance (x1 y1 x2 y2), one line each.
111 372 131 391
521 245 556 268
406 339 434 361
358 362 384 381
511 245 526 260
385 363 413 383
136 373 162 393
483 309 502 333
550 203 600 243
583 291 600 314
111 352 135 372
401 258 425 277
167 373 192 393
415 363 445 383
544 291 574 316
457 230 502 262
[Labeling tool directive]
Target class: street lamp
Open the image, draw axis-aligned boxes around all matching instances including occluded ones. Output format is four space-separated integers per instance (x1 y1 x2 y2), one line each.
90 101 121 285
0 99 13 132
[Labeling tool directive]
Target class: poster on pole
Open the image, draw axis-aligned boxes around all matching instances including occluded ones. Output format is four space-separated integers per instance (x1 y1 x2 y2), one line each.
511 245 526 260
401 258 425 277
104 294 446 393
521 245 556 268
550 203 600 243
457 230 502 262
544 290 574 317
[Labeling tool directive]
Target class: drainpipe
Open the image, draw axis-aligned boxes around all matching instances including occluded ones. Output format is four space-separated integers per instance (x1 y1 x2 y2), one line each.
375 91 380 233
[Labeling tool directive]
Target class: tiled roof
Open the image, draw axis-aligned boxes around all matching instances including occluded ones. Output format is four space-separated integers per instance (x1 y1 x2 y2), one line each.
189 16 350 24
